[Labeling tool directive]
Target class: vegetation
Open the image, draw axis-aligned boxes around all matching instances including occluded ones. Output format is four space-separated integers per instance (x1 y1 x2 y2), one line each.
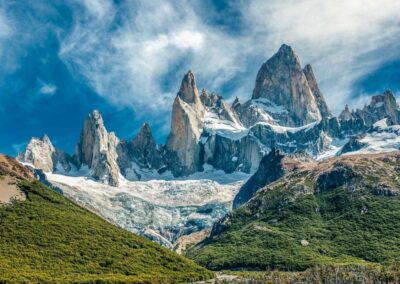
0 179 213 283
188 153 400 272
216 264 400 283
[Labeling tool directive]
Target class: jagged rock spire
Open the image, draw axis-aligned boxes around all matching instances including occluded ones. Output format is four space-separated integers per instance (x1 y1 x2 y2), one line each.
129 122 164 170
177 70 203 106
75 110 120 186
354 90 400 126
251 44 323 127
17 134 56 172
339 104 353 121
17 134 72 173
166 71 205 176
232 97 240 109
135 123 153 142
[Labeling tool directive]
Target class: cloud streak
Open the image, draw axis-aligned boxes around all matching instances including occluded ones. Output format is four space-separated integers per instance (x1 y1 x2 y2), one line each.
58 0 245 129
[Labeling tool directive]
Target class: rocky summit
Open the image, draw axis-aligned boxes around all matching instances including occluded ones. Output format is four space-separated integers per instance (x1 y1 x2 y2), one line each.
251 44 325 126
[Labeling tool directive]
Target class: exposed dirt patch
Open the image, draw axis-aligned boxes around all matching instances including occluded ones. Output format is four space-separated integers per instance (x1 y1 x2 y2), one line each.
0 154 34 181
0 176 26 204
175 229 211 254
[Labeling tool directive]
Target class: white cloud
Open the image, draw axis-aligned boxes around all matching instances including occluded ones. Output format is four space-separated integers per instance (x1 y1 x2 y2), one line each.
37 78 57 96
58 0 400 128
39 81 57 96
58 0 245 136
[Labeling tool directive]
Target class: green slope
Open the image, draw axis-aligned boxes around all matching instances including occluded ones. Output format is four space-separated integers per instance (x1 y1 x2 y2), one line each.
188 153 400 271
0 178 213 283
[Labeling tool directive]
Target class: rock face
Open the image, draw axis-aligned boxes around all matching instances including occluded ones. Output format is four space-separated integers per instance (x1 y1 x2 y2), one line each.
201 90 242 127
233 149 286 208
75 110 120 186
338 104 353 121
166 71 205 176
17 134 71 173
303 64 331 119
355 90 400 126
117 123 166 180
233 149 312 208
251 44 324 127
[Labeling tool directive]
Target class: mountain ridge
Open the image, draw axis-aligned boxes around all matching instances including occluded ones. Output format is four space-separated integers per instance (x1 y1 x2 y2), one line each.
188 151 400 271
17 44 400 186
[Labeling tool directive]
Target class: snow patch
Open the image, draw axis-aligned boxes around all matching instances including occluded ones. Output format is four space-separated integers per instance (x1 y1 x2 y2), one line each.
204 110 248 140
252 98 289 114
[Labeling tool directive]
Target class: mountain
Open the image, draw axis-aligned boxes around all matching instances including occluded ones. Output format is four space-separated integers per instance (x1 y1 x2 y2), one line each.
117 123 166 180
188 152 400 271
16 44 400 249
250 44 326 126
18 44 400 183
75 110 120 186
0 154 213 282
17 134 72 173
166 70 205 176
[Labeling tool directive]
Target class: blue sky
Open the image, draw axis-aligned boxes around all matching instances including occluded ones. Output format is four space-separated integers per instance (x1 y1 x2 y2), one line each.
0 0 399 156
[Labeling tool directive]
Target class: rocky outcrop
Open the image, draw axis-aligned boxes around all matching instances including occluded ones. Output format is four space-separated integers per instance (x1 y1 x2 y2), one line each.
232 149 313 208
338 104 354 121
75 110 120 186
337 135 367 155
315 163 359 193
201 90 242 127
0 154 35 181
251 44 323 127
166 71 205 176
17 134 71 173
203 134 262 174
355 90 400 126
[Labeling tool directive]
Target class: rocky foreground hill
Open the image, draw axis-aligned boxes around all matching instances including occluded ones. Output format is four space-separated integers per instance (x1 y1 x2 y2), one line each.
188 152 400 271
17 44 400 186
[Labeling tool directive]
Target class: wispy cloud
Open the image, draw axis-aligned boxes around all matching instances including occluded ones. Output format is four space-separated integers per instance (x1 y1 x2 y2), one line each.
57 0 400 119
3 0 399 125
58 0 244 130
38 79 57 96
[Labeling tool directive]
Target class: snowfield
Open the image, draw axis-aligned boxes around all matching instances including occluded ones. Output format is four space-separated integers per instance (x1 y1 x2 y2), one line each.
46 168 249 249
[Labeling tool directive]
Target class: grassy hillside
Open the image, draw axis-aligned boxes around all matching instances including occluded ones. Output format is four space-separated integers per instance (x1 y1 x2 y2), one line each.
188 153 400 272
0 160 213 282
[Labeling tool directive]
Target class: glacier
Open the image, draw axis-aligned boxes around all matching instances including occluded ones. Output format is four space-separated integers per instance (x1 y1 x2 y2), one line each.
45 166 249 250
